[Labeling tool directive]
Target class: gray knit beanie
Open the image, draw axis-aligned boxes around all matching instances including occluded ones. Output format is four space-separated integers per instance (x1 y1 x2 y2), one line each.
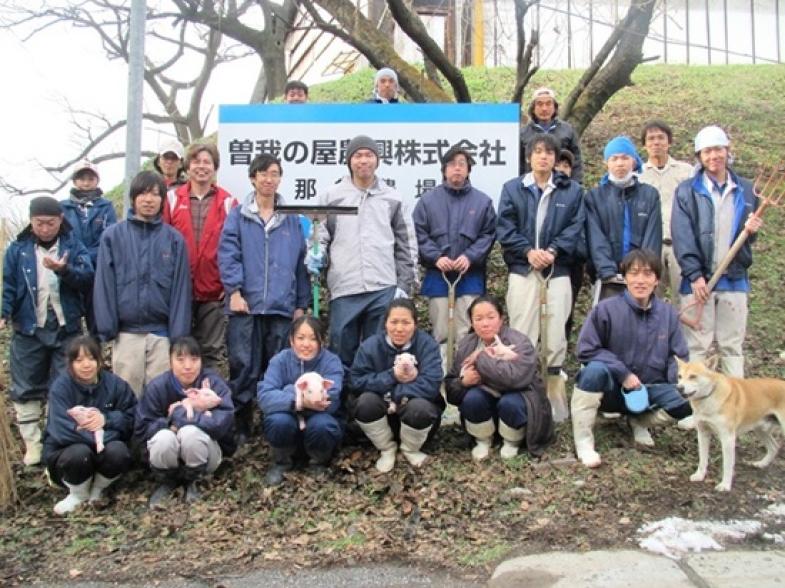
345 135 379 171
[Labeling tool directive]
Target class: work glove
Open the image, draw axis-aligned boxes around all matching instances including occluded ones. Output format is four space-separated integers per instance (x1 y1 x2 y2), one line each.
305 250 325 275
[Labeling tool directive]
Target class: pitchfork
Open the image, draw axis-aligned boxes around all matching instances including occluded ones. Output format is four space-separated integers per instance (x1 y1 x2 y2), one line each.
680 166 785 329
442 271 463 372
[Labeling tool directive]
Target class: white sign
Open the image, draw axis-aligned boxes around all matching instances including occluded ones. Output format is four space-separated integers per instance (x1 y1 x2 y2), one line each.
217 103 519 209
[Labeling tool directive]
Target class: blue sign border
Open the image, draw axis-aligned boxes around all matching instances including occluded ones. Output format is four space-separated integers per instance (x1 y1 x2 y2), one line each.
219 103 519 124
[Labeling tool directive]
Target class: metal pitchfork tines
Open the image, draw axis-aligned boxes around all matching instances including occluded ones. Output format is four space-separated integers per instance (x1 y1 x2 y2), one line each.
680 165 785 329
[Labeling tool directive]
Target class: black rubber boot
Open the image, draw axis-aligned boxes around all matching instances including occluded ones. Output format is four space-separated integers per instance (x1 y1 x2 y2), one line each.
148 468 179 509
181 465 206 504
306 446 333 477
265 447 294 486
234 404 255 448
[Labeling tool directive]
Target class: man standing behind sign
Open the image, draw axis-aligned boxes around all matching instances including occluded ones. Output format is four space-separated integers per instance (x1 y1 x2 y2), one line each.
312 135 417 373
369 68 400 104
163 143 236 371
412 145 496 361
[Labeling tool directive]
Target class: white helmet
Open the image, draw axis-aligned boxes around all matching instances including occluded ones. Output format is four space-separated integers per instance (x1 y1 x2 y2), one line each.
694 126 729 152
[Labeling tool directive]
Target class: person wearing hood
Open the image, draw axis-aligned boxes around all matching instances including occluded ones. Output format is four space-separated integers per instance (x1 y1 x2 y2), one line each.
93 170 192 398
258 316 344 486
519 87 583 182
1 196 94 465
369 67 400 103
153 140 186 187
497 133 585 423
163 143 237 371
218 153 309 447
584 135 662 301
412 145 497 364
671 126 762 377
61 159 117 335
572 250 693 468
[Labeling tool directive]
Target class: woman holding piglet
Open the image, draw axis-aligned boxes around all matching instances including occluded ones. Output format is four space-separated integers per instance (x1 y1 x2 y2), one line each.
350 298 444 473
44 335 137 515
258 316 344 486
134 336 234 508
445 296 553 462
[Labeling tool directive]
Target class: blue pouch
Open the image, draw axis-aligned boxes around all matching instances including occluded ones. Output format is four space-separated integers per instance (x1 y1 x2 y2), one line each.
622 384 649 414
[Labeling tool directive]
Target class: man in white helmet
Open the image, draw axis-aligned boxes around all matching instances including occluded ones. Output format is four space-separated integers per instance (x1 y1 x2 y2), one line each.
671 125 762 377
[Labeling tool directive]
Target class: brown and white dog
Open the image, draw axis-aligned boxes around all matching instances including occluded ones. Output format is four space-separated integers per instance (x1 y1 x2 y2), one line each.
677 357 785 491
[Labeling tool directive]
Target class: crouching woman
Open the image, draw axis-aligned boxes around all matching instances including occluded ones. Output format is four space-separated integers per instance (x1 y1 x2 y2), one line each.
350 298 444 472
445 296 553 461
44 335 137 515
134 336 235 507
258 316 345 486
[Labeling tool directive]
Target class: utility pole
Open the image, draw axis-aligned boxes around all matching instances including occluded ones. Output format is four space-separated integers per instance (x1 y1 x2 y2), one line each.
123 0 146 216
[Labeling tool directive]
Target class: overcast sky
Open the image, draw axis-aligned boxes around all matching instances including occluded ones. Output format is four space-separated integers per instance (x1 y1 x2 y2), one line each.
0 17 256 221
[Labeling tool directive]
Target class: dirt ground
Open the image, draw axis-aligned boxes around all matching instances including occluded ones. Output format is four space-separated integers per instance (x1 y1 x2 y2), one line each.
4 409 785 585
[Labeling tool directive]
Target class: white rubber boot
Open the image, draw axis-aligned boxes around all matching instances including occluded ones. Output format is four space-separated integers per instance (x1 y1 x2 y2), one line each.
89 473 119 502
399 423 432 467
547 373 570 423
630 409 677 447
630 421 655 447
721 355 744 378
465 419 495 461
54 479 92 515
14 401 43 466
357 416 397 473
498 420 525 459
571 388 602 468
677 415 696 430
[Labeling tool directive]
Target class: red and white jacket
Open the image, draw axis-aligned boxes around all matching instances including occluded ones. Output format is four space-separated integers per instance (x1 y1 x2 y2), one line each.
164 182 236 302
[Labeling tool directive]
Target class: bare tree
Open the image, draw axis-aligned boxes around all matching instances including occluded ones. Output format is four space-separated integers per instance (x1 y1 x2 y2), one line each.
0 0 258 194
302 0 452 103
510 0 540 104
169 0 299 103
385 0 470 102
561 0 658 136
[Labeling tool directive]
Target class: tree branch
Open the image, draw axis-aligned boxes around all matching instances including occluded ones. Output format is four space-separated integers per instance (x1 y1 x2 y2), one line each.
386 0 470 102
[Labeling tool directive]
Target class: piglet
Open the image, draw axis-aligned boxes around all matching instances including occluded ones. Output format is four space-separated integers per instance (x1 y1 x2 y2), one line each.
183 381 221 420
67 405 105 453
390 353 418 414
484 335 518 361
294 372 334 430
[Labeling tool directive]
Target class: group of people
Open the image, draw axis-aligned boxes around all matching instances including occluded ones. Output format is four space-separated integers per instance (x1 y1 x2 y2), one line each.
1 73 763 514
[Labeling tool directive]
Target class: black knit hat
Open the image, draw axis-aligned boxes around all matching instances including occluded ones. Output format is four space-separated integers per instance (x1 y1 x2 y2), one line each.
29 196 63 217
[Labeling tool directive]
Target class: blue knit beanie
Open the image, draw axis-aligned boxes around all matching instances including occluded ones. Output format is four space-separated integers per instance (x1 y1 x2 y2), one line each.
603 136 642 172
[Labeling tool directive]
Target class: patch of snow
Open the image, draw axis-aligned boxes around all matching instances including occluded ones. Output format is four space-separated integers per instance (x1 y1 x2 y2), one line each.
763 532 785 544
759 503 785 519
637 516 762 559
